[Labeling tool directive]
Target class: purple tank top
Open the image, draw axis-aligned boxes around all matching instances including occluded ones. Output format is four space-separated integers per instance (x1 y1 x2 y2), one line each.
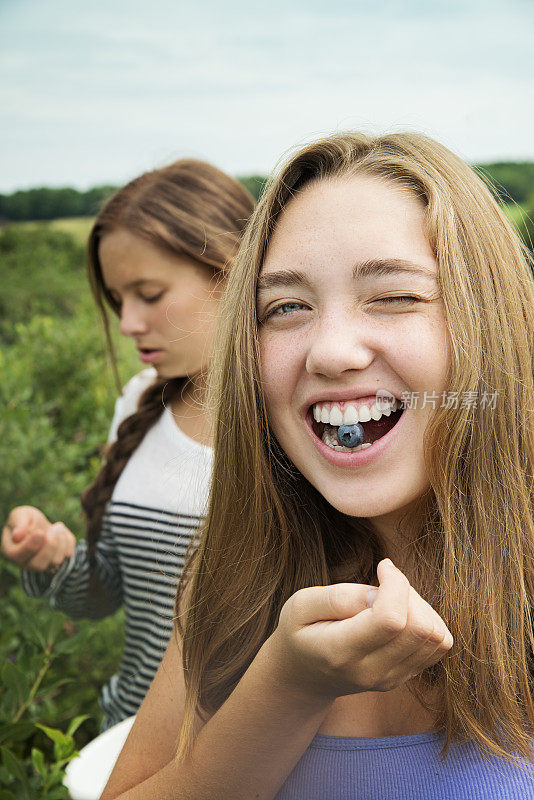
275 732 534 799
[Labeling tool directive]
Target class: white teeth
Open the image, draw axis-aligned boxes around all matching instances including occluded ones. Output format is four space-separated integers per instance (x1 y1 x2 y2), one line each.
343 405 358 425
358 405 371 422
370 403 382 420
329 406 343 426
312 398 399 426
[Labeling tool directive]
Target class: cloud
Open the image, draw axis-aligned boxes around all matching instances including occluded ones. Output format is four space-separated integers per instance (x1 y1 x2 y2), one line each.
1 0 533 190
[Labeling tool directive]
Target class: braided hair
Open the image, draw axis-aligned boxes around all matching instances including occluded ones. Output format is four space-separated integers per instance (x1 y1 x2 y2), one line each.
82 160 255 558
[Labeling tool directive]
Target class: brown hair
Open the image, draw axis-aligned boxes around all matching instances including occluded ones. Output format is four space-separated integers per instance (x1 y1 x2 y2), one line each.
81 159 255 560
176 133 534 761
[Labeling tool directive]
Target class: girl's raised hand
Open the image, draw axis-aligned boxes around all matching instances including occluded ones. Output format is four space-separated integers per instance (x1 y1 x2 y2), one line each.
270 559 453 701
1 505 76 572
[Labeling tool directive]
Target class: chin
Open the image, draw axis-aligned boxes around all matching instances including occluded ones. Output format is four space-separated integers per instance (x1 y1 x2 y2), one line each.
315 479 427 522
155 364 180 378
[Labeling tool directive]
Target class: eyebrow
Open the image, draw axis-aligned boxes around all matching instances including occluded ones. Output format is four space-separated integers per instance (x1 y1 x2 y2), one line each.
257 259 437 293
355 259 437 281
257 268 313 293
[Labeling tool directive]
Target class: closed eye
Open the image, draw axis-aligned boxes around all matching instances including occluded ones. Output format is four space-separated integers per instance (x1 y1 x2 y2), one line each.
141 292 164 304
374 295 420 305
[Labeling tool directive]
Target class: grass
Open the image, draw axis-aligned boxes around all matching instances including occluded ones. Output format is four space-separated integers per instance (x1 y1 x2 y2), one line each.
504 203 527 227
14 205 527 244
14 216 95 245
49 216 95 244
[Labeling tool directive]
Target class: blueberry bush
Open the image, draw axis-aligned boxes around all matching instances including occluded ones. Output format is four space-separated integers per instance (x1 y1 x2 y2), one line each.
0 225 136 798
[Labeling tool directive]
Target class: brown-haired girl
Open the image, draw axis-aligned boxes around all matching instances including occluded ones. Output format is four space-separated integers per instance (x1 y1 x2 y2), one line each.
1 160 255 730
103 131 533 799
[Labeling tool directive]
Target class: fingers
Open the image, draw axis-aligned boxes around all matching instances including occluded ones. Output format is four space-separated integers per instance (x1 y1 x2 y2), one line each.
392 634 452 684
6 505 49 533
2 506 51 561
340 559 411 653
320 560 452 690
2 521 76 571
26 523 76 571
362 591 453 690
339 561 452 690
276 560 453 700
284 582 375 627
2 526 45 567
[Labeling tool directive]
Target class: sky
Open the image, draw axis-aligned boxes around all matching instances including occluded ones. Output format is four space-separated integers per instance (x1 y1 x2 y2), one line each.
1 0 533 192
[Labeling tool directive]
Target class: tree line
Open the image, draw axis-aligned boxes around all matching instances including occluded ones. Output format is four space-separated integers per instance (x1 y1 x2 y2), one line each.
0 176 268 222
3 165 533 223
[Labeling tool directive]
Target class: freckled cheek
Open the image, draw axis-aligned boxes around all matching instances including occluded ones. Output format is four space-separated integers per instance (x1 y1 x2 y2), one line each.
259 335 302 407
394 322 450 391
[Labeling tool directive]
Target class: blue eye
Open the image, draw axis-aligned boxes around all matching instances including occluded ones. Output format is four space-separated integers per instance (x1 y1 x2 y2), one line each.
265 301 307 318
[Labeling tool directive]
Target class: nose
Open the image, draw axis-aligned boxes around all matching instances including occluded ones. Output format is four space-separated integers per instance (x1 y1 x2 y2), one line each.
119 299 150 338
305 311 376 378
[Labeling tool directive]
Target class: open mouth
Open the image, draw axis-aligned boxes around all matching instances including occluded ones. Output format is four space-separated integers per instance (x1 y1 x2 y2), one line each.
138 348 164 362
309 399 404 453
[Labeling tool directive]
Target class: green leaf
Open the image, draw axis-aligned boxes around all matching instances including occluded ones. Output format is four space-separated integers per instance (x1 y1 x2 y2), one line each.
41 787 69 800
0 722 35 746
0 693 17 724
0 748 30 796
53 637 83 656
0 789 17 800
31 747 45 776
35 724 75 761
1 662 27 707
34 725 67 748
34 677 73 702
66 715 89 737
0 764 12 785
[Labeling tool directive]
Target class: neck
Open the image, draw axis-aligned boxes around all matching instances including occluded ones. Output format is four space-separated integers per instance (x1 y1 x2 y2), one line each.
368 498 426 572
170 373 214 447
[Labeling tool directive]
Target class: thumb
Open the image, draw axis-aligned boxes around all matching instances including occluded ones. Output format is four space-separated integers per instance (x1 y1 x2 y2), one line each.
287 583 376 627
12 527 31 544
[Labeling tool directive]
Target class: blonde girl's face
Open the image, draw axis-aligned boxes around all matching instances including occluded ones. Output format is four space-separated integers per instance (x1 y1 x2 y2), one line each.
257 176 450 535
99 228 224 379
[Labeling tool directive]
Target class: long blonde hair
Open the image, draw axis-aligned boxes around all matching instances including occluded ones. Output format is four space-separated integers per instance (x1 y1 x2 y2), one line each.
176 133 534 761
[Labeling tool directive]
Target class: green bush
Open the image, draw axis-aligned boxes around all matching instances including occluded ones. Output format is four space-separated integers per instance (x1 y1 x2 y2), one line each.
476 161 534 205
515 196 534 254
0 228 87 339
0 226 136 796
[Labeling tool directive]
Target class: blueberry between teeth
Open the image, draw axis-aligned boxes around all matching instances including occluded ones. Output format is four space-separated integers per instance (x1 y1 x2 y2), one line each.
337 423 365 448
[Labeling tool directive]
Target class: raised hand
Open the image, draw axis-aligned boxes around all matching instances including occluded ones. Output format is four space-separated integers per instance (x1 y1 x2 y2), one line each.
271 558 453 701
1 505 76 572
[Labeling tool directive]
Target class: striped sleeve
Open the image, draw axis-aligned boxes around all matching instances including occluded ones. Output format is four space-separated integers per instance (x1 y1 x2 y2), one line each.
21 517 123 619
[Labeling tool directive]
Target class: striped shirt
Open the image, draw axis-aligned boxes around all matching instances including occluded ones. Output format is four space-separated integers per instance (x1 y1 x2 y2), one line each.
22 369 213 728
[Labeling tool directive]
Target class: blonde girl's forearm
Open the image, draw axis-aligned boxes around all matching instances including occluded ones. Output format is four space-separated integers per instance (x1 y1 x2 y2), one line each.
101 636 333 800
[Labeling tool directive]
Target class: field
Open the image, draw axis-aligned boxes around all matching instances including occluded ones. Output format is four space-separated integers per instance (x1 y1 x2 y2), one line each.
15 217 95 246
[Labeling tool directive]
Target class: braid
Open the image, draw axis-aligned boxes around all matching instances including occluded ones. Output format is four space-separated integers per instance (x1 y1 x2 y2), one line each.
81 376 186 558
